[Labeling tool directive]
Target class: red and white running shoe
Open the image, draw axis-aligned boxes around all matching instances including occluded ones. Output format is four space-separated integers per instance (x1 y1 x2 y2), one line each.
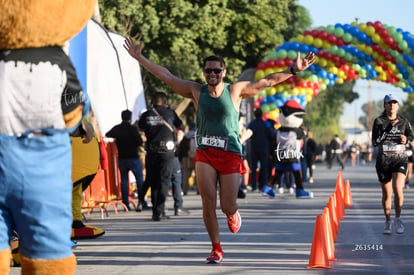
227 210 242 233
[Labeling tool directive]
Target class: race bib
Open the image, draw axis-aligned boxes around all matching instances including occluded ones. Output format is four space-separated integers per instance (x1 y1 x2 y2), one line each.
200 135 229 150
382 144 405 153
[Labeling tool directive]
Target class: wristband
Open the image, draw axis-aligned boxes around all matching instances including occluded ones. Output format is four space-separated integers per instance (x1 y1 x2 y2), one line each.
290 66 296 75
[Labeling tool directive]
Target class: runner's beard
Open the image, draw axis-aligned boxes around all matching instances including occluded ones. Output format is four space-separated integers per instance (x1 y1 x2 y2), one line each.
207 77 220 87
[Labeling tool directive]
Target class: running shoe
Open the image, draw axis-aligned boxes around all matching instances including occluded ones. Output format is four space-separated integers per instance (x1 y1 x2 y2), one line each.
227 210 242 233
289 187 294 194
206 249 223 264
278 187 284 194
262 185 275 198
394 218 405 234
296 188 314 199
383 220 392 235
309 178 314 184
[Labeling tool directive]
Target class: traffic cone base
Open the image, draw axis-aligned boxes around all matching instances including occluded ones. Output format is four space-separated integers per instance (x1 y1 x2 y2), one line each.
322 208 335 261
308 215 331 268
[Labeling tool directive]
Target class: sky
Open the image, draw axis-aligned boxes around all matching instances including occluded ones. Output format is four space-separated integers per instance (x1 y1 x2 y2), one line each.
297 0 413 126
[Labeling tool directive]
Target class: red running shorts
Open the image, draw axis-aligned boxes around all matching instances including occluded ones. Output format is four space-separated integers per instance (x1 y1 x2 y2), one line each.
194 148 245 175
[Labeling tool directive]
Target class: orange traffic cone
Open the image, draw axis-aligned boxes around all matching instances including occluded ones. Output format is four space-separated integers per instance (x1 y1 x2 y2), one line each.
344 179 353 207
336 171 344 200
335 188 345 220
328 195 339 237
322 207 335 261
307 215 330 268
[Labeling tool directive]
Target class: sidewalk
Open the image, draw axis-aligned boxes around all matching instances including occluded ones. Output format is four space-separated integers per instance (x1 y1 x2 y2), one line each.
10 163 414 274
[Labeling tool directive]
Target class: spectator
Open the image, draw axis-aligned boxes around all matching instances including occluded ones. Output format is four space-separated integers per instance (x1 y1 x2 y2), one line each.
106 110 144 211
138 92 183 221
305 130 317 183
177 122 197 195
328 134 344 170
247 108 274 191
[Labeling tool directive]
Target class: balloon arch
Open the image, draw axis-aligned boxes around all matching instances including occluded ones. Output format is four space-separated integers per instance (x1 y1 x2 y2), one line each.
254 21 414 124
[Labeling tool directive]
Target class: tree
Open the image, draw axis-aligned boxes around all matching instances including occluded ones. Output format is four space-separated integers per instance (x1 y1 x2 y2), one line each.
303 81 358 144
98 0 308 108
399 94 414 123
359 100 384 130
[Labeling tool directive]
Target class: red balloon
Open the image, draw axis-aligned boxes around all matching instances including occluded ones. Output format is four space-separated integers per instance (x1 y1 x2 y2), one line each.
275 59 286 67
374 21 383 30
311 29 319 37
319 30 328 40
285 59 294 67
378 29 388 38
384 53 393 61
327 34 337 44
266 59 276 68
257 61 266 70
384 36 394 46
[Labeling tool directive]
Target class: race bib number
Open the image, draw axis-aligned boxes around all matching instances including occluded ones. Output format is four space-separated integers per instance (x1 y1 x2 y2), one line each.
382 144 405 152
200 135 228 150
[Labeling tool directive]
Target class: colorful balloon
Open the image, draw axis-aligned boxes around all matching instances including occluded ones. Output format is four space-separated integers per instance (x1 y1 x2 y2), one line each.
254 21 414 121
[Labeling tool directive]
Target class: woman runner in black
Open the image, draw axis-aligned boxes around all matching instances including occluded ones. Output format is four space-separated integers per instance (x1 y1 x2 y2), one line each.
372 94 413 235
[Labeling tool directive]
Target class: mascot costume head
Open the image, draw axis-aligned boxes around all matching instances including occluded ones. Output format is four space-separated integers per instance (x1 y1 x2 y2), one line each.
278 99 305 129
0 1 96 274
263 99 314 199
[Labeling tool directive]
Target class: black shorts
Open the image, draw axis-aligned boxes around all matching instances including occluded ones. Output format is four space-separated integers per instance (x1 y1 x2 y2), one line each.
375 153 408 182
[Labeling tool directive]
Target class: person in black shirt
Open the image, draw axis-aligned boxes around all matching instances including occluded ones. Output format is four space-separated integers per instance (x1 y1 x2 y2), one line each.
138 92 183 221
372 94 414 235
306 130 317 183
106 110 144 210
247 108 274 191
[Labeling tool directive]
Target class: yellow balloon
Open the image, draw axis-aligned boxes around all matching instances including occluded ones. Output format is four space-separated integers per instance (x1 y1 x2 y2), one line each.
372 34 381 43
267 87 277 96
255 70 265 80
264 68 274 76
336 78 344 84
329 67 338 75
365 46 373 55
318 58 327 67
323 40 331 49
314 38 323 48
292 87 299 95
268 110 277 120
366 26 375 36
375 66 383 73
304 35 314 45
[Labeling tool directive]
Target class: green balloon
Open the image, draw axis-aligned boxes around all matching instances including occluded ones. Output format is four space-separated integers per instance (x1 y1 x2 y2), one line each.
344 53 353 61
287 50 297 60
343 33 353 43
277 49 287 59
330 45 339 55
334 27 344 37
337 48 345 57
326 25 335 34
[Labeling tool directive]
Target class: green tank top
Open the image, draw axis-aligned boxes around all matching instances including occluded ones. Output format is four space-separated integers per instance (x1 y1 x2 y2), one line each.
196 83 241 155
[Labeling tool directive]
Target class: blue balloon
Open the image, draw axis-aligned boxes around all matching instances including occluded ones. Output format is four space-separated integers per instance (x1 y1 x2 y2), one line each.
300 43 309 53
291 41 300 51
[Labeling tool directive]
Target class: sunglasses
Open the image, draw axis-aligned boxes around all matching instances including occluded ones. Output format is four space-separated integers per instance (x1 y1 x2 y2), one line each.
204 68 223 74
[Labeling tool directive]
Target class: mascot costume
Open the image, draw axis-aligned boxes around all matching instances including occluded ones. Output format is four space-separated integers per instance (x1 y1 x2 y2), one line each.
71 120 106 240
0 1 96 273
263 99 314 199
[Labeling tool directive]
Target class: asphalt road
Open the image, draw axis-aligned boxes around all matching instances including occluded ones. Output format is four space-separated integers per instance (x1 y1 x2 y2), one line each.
9 161 414 275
